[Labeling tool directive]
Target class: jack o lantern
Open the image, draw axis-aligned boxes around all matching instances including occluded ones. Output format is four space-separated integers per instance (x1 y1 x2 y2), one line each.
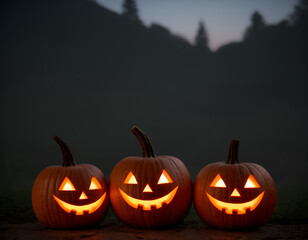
109 126 192 228
194 140 276 229
32 136 109 229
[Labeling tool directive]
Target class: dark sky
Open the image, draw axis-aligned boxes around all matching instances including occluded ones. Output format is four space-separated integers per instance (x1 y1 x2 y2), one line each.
96 0 297 50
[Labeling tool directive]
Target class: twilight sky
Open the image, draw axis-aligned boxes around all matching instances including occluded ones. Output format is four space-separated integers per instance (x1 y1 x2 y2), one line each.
95 0 297 51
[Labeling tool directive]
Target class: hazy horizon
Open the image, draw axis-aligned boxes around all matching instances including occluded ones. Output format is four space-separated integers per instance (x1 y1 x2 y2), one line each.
96 0 297 51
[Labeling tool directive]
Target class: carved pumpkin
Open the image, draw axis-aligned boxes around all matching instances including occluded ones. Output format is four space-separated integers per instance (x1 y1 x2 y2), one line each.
32 136 109 229
194 140 276 229
109 126 192 228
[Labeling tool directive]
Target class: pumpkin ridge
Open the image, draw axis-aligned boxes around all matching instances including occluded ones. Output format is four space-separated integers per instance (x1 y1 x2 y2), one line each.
249 163 269 189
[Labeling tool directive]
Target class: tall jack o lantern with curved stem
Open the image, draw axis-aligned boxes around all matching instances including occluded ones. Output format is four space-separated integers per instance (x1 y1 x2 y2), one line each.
194 140 277 229
109 126 192 228
32 136 109 229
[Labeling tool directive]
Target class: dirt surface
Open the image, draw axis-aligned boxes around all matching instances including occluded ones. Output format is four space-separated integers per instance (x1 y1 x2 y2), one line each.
1 220 308 240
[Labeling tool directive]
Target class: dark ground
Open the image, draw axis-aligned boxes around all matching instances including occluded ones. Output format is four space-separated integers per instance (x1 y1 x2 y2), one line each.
1 220 307 240
1 186 308 239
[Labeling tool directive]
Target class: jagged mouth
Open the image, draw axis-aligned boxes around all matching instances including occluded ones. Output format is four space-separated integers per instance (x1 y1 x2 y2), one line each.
206 191 264 215
119 186 178 211
52 192 106 215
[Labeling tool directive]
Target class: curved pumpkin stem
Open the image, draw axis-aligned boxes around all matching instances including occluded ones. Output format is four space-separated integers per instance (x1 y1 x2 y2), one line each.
227 140 239 164
131 126 155 158
53 136 75 166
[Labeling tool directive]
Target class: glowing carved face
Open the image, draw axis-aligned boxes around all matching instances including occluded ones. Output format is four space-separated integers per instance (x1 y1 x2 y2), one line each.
119 169 179 210
52 176 106 215
206 174 264 214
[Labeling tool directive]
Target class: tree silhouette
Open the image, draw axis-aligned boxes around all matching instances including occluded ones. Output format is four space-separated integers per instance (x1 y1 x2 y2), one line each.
290 0 308 28
194 20 210 52
244 11 266 39
122 0 141 23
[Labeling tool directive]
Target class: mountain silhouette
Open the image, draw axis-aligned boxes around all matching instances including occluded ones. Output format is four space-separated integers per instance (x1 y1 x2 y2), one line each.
1 0 307 189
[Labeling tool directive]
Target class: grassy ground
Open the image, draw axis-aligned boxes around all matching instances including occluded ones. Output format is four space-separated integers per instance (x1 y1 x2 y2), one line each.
0 185 307 224
270 185 308 224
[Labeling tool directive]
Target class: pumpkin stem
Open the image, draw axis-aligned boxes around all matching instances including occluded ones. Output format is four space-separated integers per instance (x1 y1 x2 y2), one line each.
227 140 239 164
52 136 75 166
131 126 155 158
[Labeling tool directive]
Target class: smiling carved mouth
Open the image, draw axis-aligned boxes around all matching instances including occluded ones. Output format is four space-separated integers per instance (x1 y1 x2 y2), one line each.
52 192 106 215
119 186 178 211
206 191 264 214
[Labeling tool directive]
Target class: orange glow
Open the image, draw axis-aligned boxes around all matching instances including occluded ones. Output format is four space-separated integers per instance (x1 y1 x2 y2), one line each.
124 171 138 184
210 174 226 188
53 192 106 215
79 192 88 200
157 170 173 184
244 174 261 188
206 191 264 214
119 186 179 210
58 177 76 191
230 188 241 197
89 177 102 190
143 184 153 192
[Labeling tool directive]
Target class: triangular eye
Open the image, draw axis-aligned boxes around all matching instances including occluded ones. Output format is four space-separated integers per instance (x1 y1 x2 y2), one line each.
89 177 102 190
58 177 76 191
210 174 226 188
124 171 138 184
244 174 260 188
157 169 173 184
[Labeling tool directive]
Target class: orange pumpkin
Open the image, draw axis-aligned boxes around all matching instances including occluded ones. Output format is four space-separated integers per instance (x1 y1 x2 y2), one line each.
109 126 192 228
194 140 276 229
32 136 109 229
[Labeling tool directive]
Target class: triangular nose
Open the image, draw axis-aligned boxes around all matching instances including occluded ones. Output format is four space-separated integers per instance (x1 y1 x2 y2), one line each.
79 191 88 200
143 184 153 193
231 188 241 197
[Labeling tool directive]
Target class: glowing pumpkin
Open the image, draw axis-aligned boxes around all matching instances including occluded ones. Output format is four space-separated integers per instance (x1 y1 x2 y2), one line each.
194 140 276 229
32 136 109 229
109 126 192 228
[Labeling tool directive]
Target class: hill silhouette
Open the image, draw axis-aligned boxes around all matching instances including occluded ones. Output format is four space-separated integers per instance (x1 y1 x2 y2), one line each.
0 0 307 189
